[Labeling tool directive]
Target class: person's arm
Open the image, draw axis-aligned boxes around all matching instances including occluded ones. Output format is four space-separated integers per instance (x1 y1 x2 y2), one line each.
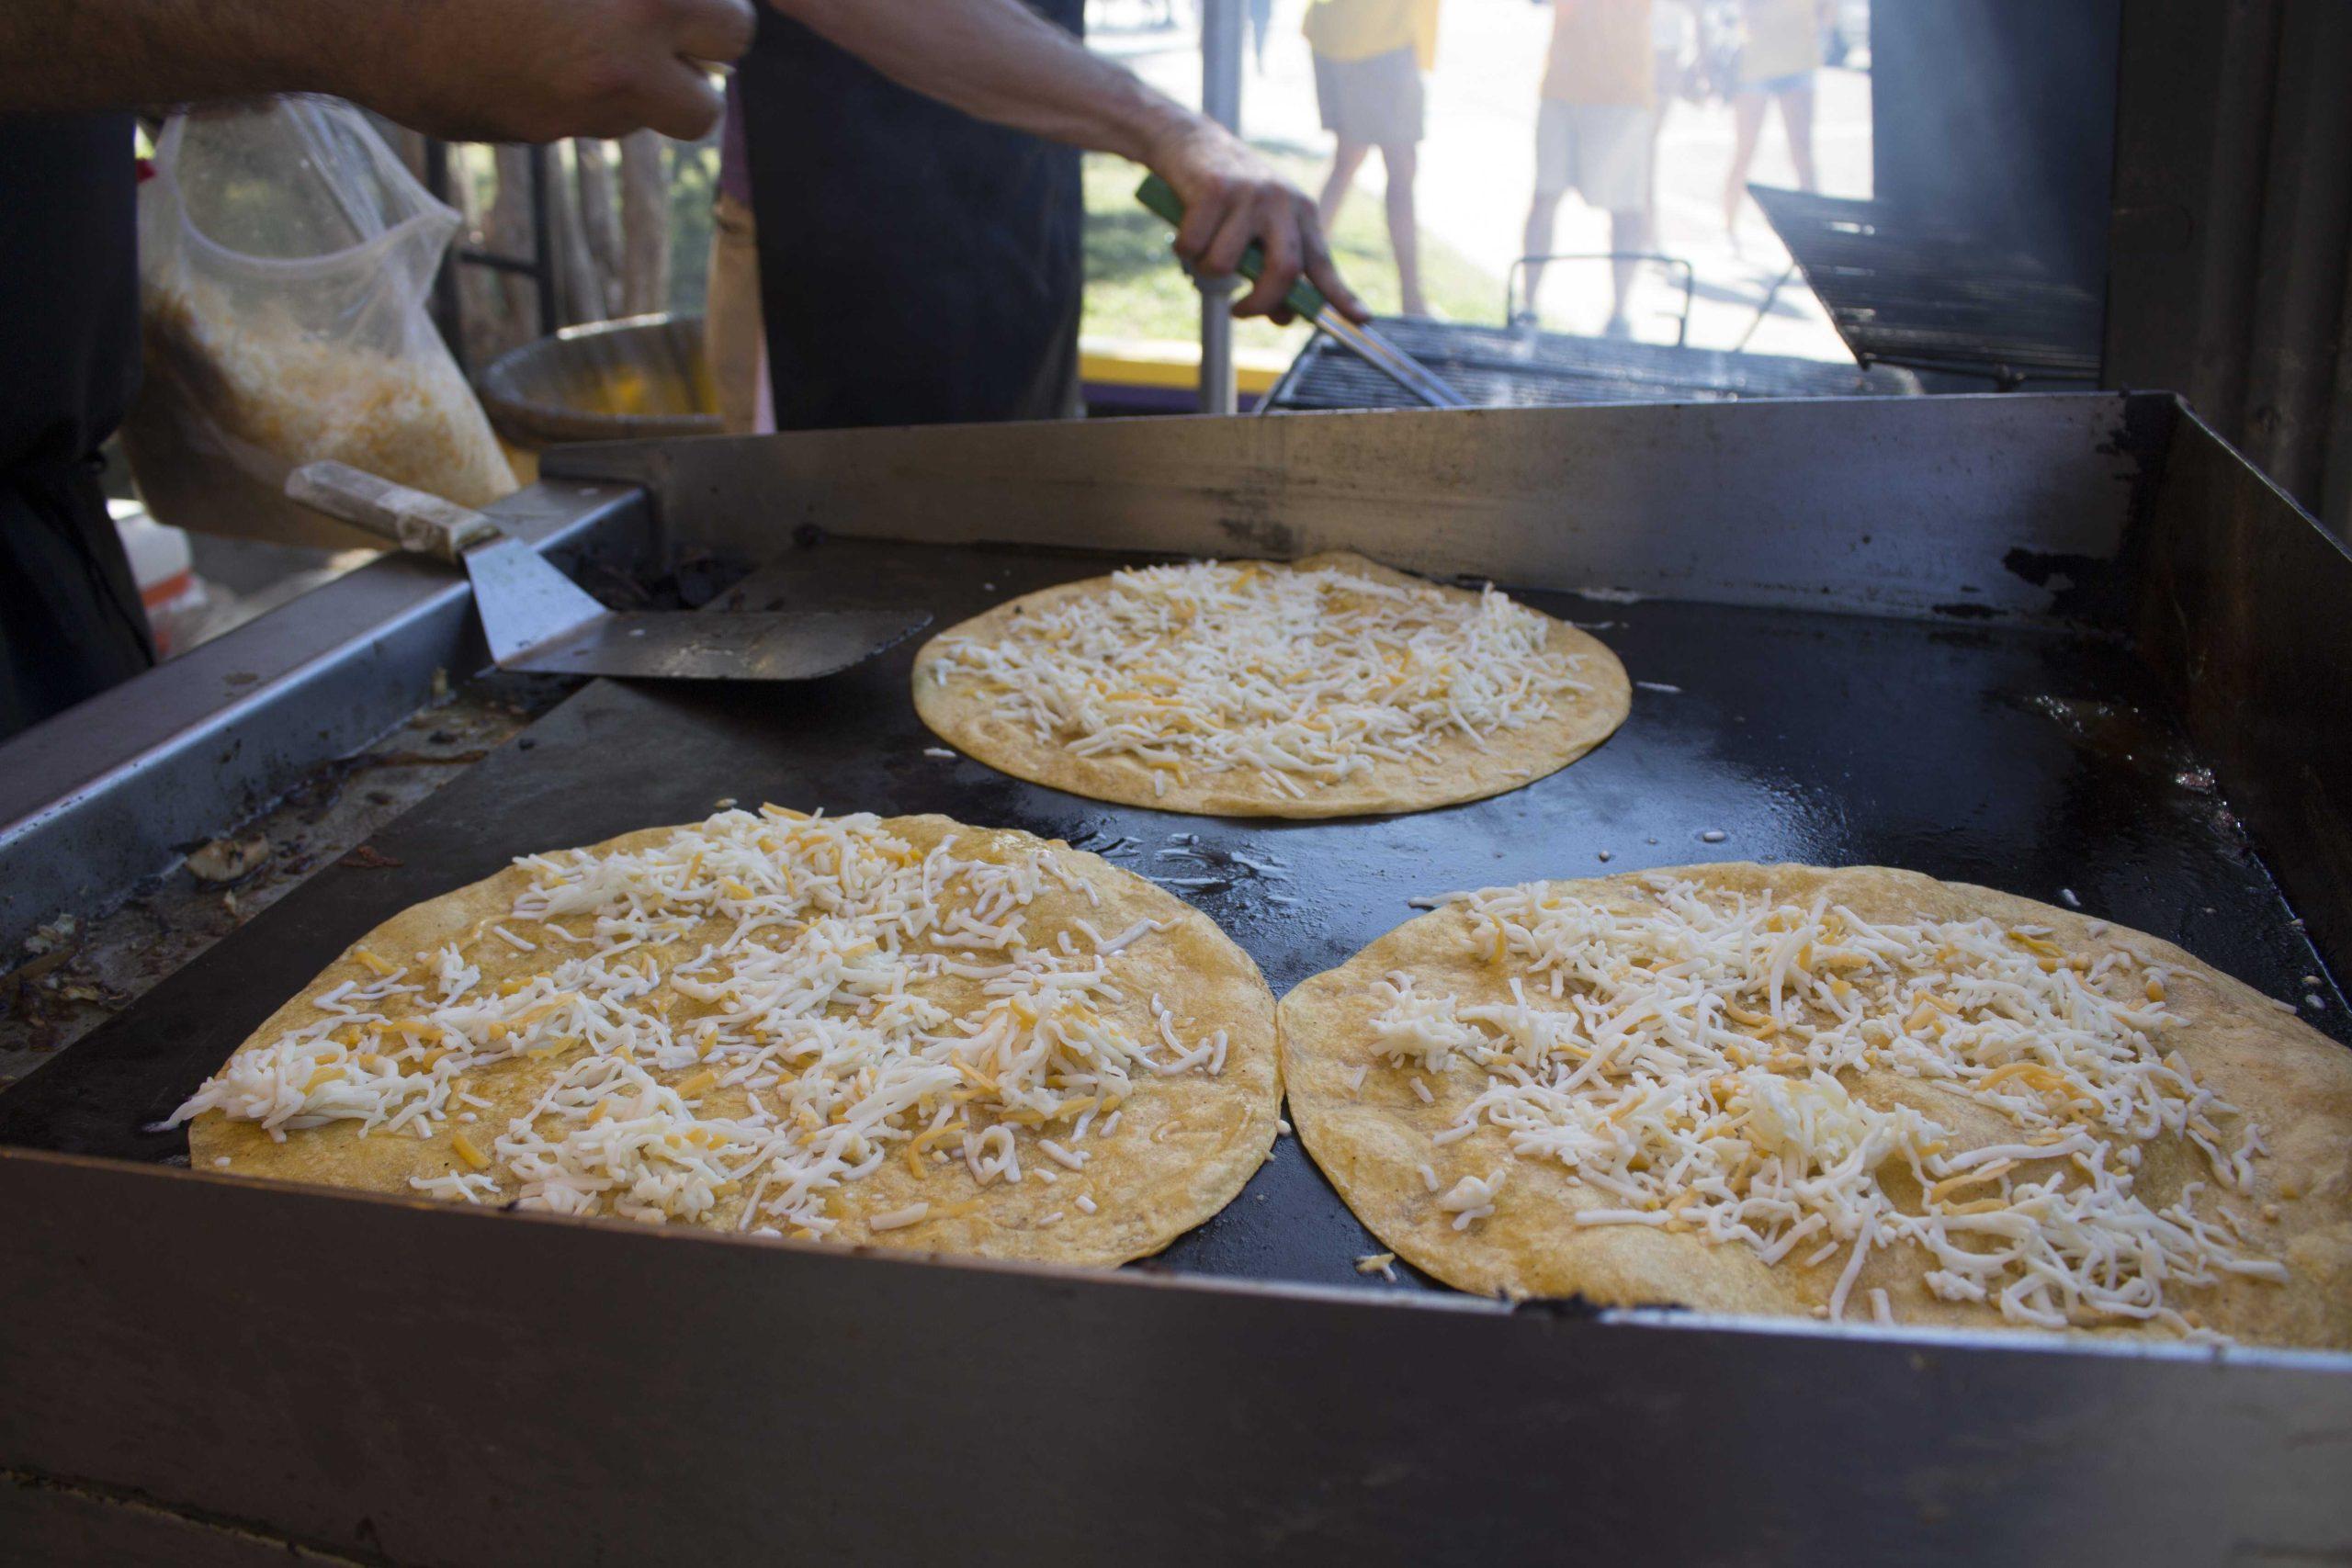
0 0 754 141
772 0 1367 321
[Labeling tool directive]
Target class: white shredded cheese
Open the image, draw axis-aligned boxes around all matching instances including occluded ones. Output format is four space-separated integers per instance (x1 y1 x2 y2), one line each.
921 560 1589 798
1437 1168 1507 1230
1369 876 2286 1337
164 808 1228 1235
141 279 514 510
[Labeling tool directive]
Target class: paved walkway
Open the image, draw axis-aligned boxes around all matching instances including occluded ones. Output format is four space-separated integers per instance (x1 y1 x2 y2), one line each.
1097 0 1871 362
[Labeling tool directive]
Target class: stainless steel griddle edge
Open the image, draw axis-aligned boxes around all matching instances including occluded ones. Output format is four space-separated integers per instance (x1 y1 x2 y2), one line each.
0 478 651 952
3 394 2349 1562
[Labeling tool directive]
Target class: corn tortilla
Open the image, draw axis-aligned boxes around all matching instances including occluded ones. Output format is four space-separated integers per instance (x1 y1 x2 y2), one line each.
1279 863 2352 1348
911 552 1631 818
189 814 1282 1267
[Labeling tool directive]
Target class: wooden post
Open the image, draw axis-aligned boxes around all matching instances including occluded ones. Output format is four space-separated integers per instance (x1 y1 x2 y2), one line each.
482 145 544 355
548 142 602 326
574 139 624 321
618 132 673 318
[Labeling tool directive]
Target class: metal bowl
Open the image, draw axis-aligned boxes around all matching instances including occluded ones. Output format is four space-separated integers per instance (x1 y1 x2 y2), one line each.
478 312 720 447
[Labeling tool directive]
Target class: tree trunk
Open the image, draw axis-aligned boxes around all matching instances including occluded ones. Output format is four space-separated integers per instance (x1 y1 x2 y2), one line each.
477 143 542 362
451 150 503 364
547 142 604 327
617 132 673 317
574 138 623 321
440 144 499 369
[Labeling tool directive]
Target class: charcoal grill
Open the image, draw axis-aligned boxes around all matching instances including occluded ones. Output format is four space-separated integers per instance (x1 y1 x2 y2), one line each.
2 394 2349 1562
1265 314 1917 411
1750 187 2107 389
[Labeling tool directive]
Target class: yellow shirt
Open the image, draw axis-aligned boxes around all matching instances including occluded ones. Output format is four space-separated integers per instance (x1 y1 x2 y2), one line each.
1542 0 1656 107
1303 0 1440 70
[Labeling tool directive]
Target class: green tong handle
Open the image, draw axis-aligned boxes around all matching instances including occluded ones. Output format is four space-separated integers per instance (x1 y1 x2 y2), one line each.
1136 173 1329 321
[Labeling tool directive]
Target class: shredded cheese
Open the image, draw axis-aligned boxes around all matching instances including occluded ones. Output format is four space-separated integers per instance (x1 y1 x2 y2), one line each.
164 810 1228 1235
140 279 514 512
922 560 1588 797
1375 876 2286 1337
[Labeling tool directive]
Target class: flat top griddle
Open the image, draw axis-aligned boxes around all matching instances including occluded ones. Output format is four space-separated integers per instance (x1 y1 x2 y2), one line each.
4 533 2340 1296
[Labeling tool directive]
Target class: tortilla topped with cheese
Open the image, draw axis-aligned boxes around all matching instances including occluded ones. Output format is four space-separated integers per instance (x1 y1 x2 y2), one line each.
1280 863 2352 1348
911 552 1631 818
170 808 1282 1265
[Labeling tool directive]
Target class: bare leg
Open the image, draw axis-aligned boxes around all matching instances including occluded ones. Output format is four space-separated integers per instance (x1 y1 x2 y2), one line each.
1607 207 1649 333
1777 80 1818 193
1380 141 1426 317
1318 139 1372 234
1521 188 1565 321
1724 88 1767 246
1645 102 1668 236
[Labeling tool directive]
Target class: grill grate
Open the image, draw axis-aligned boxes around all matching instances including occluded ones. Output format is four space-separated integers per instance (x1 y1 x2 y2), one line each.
1266 317 1915 412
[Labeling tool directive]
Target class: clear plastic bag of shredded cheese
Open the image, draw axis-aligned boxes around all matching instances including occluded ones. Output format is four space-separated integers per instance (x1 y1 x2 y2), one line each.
120 96 515 548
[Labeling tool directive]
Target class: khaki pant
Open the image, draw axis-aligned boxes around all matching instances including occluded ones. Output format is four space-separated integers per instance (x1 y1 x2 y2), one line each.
704 192 767 436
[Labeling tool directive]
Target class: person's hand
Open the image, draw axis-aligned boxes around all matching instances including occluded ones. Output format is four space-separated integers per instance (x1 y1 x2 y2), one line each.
353 0 756 142
1145 116 1368 324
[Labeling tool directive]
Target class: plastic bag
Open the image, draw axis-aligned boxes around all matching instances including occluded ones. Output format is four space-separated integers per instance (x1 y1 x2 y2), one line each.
120 96 514 548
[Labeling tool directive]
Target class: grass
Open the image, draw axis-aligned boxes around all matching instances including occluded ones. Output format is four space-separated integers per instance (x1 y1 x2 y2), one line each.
1080 149 1500 353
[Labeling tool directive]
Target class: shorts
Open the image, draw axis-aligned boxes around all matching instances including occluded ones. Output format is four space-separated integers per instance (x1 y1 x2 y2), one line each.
1533 100 1655 212
1312 47 1425 148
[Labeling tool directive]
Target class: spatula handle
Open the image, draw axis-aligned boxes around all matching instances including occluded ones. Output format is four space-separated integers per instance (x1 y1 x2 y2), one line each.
1135 173 1329 321
285 461 503 564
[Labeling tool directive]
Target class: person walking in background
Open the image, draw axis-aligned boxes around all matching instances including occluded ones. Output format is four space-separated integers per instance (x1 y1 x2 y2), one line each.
1522 0 1657 338
1247 0 1275 73
1645 0 1697 228
1306 0 1439 318
1722 0 1821 243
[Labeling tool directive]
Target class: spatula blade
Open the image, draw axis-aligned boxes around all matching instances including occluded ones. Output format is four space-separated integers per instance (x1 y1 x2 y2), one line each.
461 536 610 667
505 608 932 682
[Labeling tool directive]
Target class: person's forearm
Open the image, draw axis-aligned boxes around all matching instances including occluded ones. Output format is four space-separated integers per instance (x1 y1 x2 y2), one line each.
771 0 1194 164
0 0 349 114
5 0 747 146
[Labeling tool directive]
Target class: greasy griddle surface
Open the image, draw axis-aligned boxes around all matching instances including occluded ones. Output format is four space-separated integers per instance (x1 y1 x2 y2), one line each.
5 537 2345 1294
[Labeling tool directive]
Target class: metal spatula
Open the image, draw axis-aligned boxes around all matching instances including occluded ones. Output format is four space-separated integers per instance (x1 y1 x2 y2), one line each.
286 461 929 682
1136 174 1472 411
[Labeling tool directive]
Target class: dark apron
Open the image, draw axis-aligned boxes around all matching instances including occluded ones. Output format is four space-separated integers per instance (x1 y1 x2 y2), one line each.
0 112 154 740
736 0 1086 430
